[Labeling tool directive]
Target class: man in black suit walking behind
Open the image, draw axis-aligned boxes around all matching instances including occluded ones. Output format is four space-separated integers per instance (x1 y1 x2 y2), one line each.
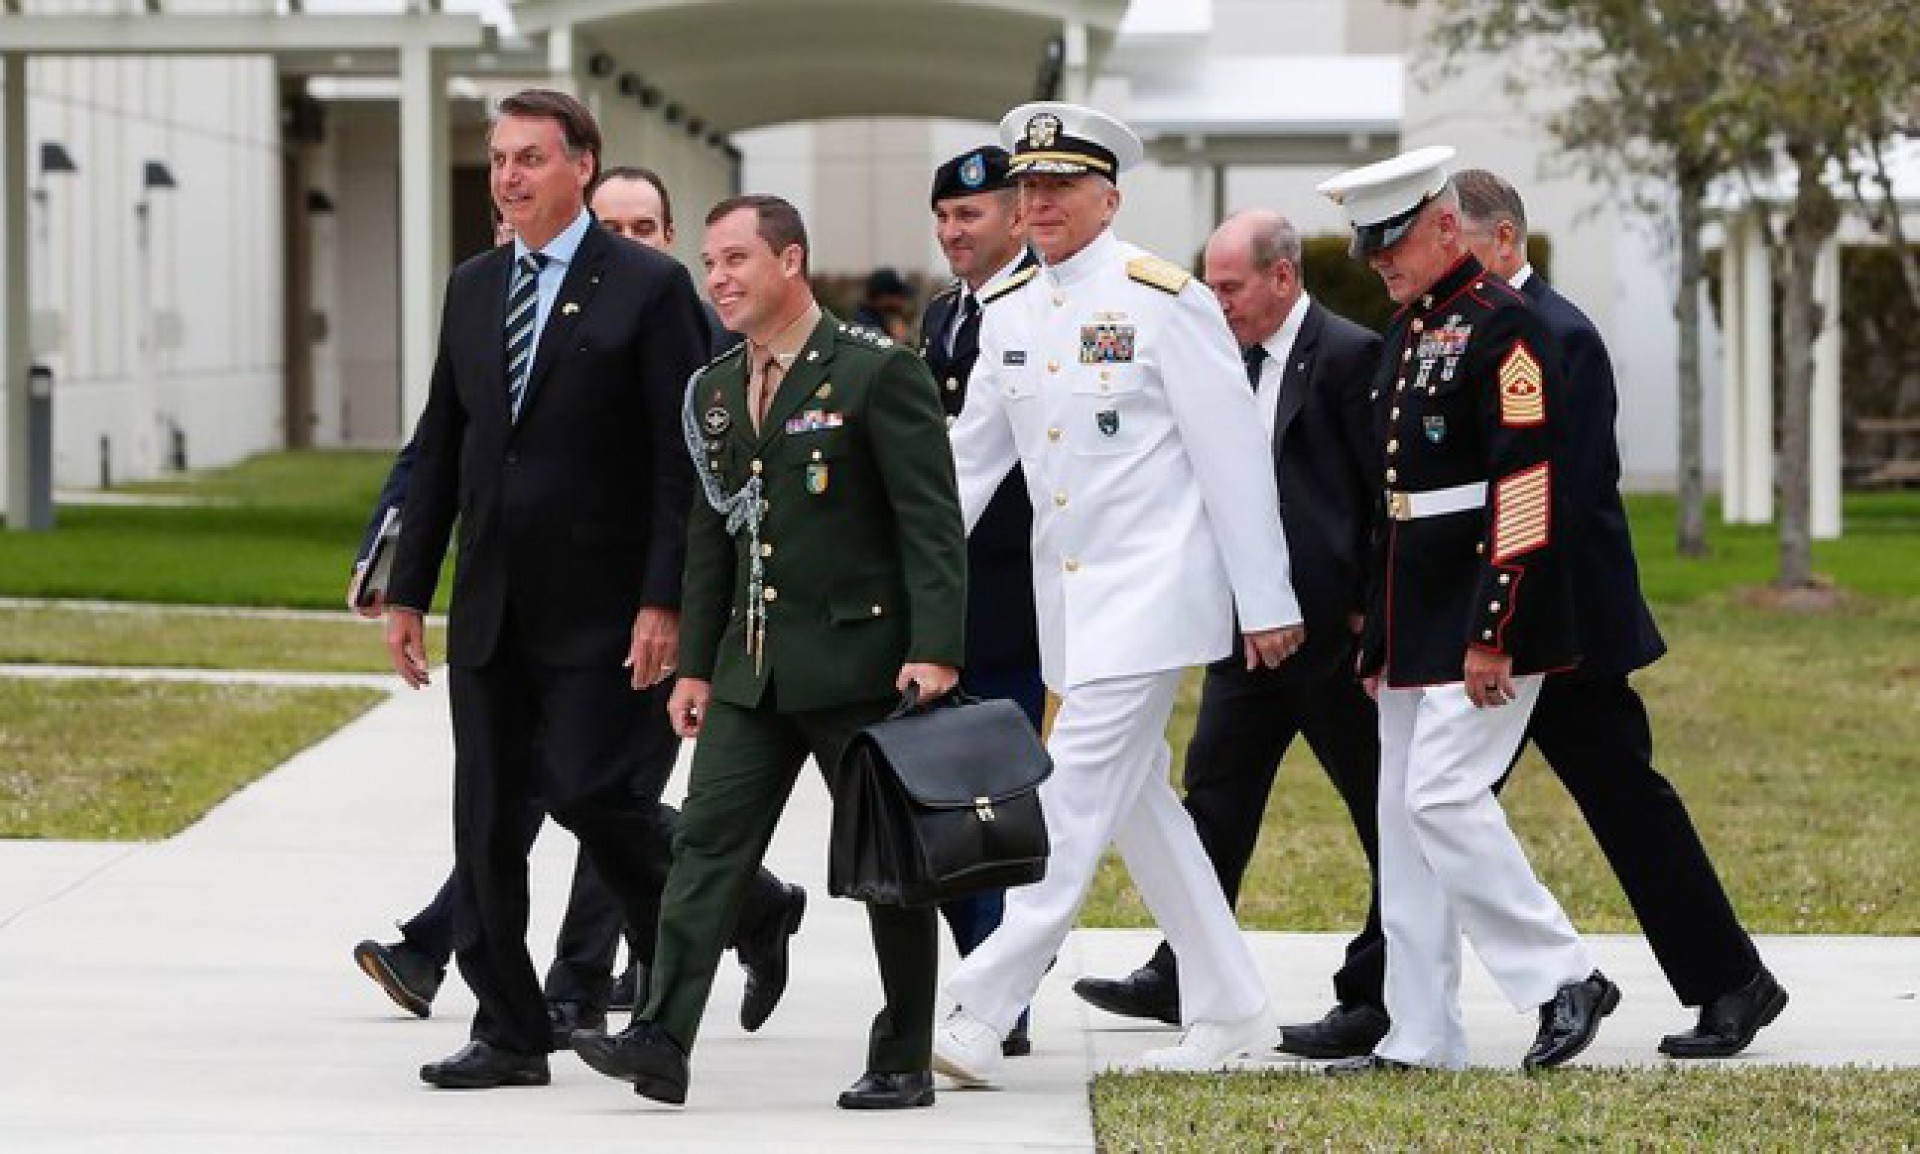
383 88 735 1089
1448 168 1786 1057
1072 209 1390 1055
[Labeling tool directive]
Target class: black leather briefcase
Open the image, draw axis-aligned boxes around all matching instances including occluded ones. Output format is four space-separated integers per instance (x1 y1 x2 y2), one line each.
830 689 1053 908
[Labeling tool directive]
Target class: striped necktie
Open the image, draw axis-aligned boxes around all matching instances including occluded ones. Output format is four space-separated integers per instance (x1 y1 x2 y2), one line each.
505 252 549 421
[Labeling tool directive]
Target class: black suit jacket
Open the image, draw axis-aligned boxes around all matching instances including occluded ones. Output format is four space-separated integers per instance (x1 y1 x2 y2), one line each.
920 256 1041 674
388 221 708 669
1520 275 1665 674
1213 300 1382 685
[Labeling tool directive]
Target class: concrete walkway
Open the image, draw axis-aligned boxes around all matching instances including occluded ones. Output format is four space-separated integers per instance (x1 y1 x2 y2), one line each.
1 677 1915 1152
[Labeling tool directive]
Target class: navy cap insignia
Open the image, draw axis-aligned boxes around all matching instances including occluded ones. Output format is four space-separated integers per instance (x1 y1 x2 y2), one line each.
1026 112 1061 149
959 151 987 189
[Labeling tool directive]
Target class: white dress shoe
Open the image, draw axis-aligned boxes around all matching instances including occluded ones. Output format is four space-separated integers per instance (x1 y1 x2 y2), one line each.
932 1008 1004 1087
1135 1007 1272 1072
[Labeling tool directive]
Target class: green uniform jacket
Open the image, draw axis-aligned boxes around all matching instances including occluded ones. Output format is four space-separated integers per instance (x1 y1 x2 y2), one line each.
681 310 968 712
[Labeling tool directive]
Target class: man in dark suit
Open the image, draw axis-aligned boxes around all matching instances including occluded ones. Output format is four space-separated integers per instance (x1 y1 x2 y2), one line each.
1453 168 1786 1057
348 164 793 1046
571 194 966 1110
1069 209 1390 1057
382 90 802 1091
920 144 1042 1058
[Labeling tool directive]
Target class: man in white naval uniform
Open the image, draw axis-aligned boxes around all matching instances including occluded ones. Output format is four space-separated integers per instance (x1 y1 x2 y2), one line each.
932 101 1307 1084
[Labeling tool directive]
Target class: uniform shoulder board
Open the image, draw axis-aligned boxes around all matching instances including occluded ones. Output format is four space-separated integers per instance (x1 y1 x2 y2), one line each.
1127 254 1192 295
980 265 1039 305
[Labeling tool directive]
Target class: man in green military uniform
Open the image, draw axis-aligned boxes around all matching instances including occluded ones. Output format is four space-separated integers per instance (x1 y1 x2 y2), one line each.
572 193 967 1112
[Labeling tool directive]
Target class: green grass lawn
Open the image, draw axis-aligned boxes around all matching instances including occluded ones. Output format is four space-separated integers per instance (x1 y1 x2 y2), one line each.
1093 1066 1920 1152
0 604 442 674
0 450 449 610
0 677 383 839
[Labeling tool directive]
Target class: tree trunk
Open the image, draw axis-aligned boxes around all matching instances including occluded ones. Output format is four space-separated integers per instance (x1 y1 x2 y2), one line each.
1674 170 1709 557
1776 144 1837 589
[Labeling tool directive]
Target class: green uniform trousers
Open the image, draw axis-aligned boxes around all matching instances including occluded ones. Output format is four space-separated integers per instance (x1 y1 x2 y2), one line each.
641 694 938 1073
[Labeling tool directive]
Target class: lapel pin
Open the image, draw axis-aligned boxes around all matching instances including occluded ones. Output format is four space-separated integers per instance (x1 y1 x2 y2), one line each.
562 302 580 316
805 349 820 362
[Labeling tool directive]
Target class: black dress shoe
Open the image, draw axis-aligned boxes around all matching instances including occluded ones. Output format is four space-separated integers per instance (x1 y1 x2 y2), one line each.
736 883 807 1032
1323 1054 1417 1076
1276 1002 1391 1059
571 1020 689 1105
1071 964 1180 1025
547 1000 607 1051
836 1069 935 1110
1001 1021 1032 1058
418 1041 549 1089
354 939 444 1019
1524 970 1621 1070
1659 967 1788 1059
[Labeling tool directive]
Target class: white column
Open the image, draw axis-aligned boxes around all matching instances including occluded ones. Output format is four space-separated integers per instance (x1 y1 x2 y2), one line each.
1811 235 1843 539
398 42 449 433
1719 212 1746 520
1061 20 1090 103
4 55 32 528
1738 209 1775 524
1187 147 1212 264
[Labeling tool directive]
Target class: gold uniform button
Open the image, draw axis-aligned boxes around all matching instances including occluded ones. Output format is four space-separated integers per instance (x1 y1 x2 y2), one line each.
763 586 778 602
945 377 960 392
1048 360 1060 373
810 449 823 461
1498 573 1511 585
1402 349 1412 362
870 604 884 617
750 459 763 475
1387 439 1399 454
1385 468 1398 483
1063 558 1080 573
1411 319 1425 334
1390 407 1401 420
1482 629 1494 640
1489 601 1502 612
1047 427 1062 442
759 543 774 558
1475 542 1486 555
1053 491 1068 508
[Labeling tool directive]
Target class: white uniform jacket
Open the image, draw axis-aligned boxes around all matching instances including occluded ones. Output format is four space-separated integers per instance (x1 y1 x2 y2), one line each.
950 229 1303 691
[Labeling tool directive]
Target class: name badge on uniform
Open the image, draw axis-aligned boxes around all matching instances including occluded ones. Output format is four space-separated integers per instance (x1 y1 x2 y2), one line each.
1080 323 1136 364
1003 350 1028 366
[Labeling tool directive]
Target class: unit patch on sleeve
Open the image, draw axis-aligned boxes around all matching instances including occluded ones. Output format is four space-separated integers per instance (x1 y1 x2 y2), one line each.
1492 462 1551 563
1498 342 1547 427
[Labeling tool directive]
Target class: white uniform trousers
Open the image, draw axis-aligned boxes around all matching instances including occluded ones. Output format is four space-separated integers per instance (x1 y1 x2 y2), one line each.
1374 677 1592 1068
943 669 1268 1034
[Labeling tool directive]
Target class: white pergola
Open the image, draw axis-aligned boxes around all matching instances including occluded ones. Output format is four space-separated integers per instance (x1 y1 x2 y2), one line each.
1714 140 1920 539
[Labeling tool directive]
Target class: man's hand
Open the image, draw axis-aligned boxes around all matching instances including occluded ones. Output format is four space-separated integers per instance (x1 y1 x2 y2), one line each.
1243 624 1306 670
897 662 960 701
385 608 430 689
668 677 712 738
1463 648 1515 709
624 607 681 690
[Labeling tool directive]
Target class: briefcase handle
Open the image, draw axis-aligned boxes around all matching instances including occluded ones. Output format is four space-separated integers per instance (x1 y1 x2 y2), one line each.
890 683 978 719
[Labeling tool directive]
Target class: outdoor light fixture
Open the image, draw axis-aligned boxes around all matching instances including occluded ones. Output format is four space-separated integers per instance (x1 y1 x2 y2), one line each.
663 102 683 124
143 161 178 191
618 71 643 97
686 117 706 137
39 142 78 176
588 51 615 77
306 189 336 215
639 86 661 109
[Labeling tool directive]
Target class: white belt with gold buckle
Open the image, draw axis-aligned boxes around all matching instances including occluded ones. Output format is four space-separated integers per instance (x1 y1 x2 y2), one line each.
1386 481 1487 521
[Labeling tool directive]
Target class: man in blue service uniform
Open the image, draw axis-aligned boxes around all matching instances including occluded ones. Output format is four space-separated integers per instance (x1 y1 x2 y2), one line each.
921 143 1043 1058
1452 167 1786 1057
570 194 967 1111
1316 146 1615 1072
1072 207 1391 1057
